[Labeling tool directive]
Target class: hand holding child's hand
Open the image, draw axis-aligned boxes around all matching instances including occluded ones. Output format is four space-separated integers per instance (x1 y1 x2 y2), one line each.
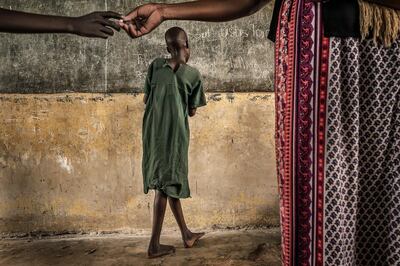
119 4 164 38
71 11 121 39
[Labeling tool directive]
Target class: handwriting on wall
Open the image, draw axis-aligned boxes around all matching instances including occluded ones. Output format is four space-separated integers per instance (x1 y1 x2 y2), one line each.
0 0 275 93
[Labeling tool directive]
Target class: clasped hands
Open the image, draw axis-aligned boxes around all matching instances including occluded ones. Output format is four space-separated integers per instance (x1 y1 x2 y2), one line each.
80 4 162 39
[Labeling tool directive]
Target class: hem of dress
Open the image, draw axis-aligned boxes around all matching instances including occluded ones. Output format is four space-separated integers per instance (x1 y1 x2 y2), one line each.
144 186 191 199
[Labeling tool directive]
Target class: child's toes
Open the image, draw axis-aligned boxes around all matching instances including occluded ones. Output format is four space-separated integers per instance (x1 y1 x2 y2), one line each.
184 232 205 248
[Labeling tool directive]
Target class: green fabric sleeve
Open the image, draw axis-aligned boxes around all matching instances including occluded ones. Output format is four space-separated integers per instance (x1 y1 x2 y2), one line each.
189 79 207 109
143 62 154 95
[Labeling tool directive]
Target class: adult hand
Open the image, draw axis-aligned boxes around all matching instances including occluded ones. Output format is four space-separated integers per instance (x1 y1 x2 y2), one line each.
119 4 164 38
71 11 121 39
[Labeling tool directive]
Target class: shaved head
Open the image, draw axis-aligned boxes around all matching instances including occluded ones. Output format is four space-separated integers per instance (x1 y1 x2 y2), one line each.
165 27 188 49
165 26 190 63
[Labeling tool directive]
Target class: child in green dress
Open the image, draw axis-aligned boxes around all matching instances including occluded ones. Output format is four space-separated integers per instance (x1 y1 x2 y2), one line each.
142 26 207 258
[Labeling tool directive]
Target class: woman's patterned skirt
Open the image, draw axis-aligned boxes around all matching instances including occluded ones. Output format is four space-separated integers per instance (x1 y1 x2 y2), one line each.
274 1 400 265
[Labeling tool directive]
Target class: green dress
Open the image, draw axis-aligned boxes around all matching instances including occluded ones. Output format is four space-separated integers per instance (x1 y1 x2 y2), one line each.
142 58 207 198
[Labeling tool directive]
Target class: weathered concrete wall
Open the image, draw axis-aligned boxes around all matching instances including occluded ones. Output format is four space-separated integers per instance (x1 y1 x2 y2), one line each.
0 0 278 236
0 93 278 234
0 1 275 93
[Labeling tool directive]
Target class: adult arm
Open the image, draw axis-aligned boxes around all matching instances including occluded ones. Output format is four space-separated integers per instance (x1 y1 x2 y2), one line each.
0 8 121 38
120 0 271 38
365 0 400 10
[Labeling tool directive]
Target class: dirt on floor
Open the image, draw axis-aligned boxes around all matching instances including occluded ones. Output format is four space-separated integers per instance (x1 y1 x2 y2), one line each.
0 228 281 266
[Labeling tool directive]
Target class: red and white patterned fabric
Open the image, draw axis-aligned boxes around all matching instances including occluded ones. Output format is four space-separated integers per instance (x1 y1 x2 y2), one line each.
274 0 400 265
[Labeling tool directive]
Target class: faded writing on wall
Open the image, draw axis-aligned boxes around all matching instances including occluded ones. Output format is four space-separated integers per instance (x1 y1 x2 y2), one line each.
0 0 275 93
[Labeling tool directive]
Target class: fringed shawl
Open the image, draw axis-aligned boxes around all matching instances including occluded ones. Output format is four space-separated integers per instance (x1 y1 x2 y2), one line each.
359 0 400 46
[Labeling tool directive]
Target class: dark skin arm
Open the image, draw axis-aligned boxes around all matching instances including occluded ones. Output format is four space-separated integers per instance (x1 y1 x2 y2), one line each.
189 108 197 117
0 8 121 38
366 0 400 9
119 0 270 38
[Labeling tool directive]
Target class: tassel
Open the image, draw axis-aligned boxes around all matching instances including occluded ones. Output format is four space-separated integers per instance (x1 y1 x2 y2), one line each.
359 0 400 47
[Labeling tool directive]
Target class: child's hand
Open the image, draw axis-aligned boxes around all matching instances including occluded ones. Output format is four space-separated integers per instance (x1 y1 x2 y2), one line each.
189 108 197 117
119 4 165 38
71 11 121 39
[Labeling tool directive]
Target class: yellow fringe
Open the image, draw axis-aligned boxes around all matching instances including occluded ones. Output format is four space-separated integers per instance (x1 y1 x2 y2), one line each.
359 0 400 47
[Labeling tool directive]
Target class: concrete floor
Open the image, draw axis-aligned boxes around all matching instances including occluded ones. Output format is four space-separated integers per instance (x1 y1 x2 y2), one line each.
0 228 281 266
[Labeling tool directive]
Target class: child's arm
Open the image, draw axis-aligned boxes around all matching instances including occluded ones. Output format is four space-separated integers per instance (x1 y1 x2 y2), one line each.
188 75 206 116
143 60 156 104
189 108 197 117
0 8 120 38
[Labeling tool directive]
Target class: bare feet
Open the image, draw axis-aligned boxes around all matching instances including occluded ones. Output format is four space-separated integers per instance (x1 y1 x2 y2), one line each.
183 232 205 248
147 244 175 259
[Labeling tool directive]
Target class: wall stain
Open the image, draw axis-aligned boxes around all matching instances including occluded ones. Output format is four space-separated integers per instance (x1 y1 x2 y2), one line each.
226 93 235 103
0 93 278 234
56 96 73 103
208 94 222 102
89 97 104 102
249 95 272 101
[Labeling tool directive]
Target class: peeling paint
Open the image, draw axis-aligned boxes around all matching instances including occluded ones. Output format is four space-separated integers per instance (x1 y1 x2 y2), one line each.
208 94 223 102
56 155 73 174
226 93 235 103
249 95 272 101
0 93 278 233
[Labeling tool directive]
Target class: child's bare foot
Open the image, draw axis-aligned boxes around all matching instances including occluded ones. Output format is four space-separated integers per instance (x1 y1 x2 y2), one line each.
183 232 205 248
147 244 175 259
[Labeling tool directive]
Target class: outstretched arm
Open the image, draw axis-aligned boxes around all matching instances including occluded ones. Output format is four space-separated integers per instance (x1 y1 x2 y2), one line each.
157 0 269 22
120 0 270 38
0 8 121 38
366 0 400 9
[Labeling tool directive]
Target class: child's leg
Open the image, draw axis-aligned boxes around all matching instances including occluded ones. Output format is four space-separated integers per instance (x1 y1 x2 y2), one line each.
168 197 205 248
148 190 175 258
